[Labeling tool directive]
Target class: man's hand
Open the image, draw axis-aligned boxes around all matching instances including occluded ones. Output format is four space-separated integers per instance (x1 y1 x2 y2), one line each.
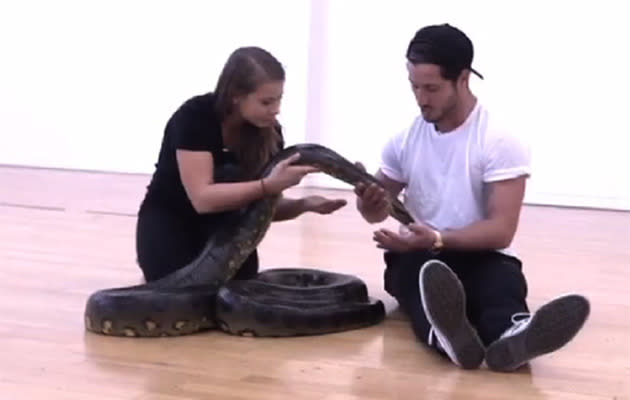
354 182 390 214
303 195 347 215
373 222 437 252
353 162 393 223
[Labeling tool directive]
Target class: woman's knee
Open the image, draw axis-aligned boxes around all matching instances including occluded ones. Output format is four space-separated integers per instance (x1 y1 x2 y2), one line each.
135 206 198 282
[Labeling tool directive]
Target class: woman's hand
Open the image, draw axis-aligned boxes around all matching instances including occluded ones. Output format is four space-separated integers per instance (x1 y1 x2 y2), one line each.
263 153 319 194
303 195 347 214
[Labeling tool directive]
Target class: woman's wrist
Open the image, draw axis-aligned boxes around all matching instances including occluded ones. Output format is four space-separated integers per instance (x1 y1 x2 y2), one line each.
260 178 268 196
260 177 278 196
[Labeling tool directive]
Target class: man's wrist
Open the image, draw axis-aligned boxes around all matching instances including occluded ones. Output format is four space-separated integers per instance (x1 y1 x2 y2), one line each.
431 229 444 252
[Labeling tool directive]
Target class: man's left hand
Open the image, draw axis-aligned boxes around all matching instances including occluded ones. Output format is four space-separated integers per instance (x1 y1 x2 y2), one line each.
373 221 437 252
303 195 347 215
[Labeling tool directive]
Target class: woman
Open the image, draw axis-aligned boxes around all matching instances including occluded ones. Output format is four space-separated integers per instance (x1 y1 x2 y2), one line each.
136 46 346 282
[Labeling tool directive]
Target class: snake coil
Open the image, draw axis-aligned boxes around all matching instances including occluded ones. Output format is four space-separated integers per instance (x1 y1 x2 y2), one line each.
83 143 414 338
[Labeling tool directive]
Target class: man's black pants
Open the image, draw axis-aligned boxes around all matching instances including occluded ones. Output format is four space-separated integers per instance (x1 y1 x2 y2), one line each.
383 249 530 348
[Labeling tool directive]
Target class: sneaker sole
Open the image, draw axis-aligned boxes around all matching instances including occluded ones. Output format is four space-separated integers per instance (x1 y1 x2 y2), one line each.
486 294 591 372
419 260 485 369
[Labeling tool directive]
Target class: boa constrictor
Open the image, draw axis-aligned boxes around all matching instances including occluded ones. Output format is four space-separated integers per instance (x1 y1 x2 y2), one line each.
83 143 414 338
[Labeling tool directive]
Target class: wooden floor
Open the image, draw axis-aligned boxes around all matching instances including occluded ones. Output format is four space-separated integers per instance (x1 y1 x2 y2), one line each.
1 165 629 400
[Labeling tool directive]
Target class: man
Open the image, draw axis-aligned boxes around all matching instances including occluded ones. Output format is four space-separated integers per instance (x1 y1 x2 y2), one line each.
354 23 590 372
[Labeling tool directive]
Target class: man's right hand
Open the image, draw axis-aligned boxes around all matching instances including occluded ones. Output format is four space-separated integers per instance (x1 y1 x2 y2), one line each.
353 162 391 223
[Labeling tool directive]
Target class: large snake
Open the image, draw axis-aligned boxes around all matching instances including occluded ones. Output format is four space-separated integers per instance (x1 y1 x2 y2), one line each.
84 143 414 338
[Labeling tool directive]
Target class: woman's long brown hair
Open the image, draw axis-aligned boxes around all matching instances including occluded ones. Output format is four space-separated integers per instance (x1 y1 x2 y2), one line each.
213 47 284 179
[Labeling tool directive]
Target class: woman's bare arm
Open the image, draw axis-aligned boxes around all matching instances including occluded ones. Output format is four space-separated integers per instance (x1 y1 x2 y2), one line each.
176 150 265 214
176 150 317 214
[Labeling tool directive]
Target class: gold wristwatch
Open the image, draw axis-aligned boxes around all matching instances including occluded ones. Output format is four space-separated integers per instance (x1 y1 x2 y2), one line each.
431 229 444 252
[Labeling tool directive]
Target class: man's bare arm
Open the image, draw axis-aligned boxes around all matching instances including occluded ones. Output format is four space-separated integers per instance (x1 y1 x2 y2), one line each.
441 176 527 250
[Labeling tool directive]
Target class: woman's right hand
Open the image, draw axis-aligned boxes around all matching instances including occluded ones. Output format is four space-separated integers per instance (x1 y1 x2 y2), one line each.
262 153 319 194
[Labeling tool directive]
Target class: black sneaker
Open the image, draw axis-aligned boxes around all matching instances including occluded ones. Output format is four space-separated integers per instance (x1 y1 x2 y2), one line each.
485 294 590 372
419 260 486 369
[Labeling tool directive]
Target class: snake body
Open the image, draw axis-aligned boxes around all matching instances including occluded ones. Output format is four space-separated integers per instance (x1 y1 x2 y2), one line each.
83 143 413 338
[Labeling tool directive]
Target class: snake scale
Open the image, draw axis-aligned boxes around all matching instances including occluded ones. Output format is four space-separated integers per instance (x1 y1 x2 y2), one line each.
83 143 414 338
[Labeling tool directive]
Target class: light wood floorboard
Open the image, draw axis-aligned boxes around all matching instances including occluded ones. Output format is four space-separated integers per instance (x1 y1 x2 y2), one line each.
1 166 628 399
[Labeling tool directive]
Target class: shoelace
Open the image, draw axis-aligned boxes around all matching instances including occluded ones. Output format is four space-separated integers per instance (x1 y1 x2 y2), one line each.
501 312 532 337
511 312 531 324
427 312 534 344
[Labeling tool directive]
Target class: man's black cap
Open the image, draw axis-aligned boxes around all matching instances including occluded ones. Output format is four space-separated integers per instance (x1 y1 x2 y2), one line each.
406 23 483 80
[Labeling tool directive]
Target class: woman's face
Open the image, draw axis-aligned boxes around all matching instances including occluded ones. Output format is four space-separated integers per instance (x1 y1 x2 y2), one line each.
237 80 284 128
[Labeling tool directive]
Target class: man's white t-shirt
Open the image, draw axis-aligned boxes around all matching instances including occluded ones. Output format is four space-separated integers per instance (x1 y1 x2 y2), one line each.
379 101 531 257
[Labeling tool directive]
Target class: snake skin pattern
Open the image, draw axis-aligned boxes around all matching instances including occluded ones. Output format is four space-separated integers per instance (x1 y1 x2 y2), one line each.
83 143 414 338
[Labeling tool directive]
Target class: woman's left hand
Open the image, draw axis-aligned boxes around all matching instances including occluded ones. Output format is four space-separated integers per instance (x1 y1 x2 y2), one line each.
303 195 347 215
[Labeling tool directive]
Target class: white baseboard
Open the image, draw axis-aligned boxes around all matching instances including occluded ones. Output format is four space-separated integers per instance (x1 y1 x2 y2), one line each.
523 192 630 212
302 175 630 212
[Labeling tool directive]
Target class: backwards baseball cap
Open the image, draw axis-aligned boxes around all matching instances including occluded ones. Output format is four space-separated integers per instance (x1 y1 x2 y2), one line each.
406 23 483 80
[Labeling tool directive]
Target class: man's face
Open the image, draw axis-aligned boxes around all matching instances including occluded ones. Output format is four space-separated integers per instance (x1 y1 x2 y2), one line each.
407 62 459 124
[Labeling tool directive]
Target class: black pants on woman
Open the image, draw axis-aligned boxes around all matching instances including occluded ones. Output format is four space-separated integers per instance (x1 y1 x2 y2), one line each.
383 249 530 350
135 202 259 282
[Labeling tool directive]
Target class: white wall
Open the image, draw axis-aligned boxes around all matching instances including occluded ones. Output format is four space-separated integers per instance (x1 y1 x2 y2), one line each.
304 0 630 211
0 0 310 173
1 0 628 210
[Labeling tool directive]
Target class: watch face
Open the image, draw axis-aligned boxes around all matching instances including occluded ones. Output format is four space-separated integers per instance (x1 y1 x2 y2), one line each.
432 230 441 242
